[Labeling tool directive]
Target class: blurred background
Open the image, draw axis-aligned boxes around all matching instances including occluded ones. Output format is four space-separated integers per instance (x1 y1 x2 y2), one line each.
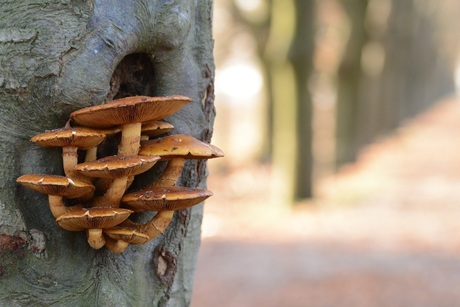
192 0 460 306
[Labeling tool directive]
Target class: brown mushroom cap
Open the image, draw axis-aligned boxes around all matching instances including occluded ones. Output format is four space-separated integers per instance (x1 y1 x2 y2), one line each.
141 121 174 137
104 226 150 245
139 134 224 160
74 155 160 179
30 127 106 149
56 207 132 231
16 174 94 198
92 126 122 136
70 95 191 129
122 186 213 212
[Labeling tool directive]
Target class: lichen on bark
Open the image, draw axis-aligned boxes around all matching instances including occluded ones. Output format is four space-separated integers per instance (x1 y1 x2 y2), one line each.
0 0 215 305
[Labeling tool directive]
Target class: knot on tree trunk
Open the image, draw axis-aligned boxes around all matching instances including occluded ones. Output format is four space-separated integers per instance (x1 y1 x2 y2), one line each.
154 244 177 286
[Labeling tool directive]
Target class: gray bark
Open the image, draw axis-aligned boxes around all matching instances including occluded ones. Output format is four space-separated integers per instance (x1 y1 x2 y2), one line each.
0 1 215 306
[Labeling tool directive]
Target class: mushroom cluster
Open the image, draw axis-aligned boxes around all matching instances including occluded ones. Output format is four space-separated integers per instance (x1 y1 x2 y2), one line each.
17 95 223 253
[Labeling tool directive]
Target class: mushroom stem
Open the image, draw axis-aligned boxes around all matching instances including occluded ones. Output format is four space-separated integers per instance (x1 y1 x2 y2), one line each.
142 211 175 241
106 211 174 243
80 148 98 202
48 195 81 218
87 229 105 249
85 147 98 162
62 146 93 185
62 146 79 178
105 237 129 254
146 158 185 188
79 146 97 202
91 177 128 208
118 123 142 156
101 210 175 250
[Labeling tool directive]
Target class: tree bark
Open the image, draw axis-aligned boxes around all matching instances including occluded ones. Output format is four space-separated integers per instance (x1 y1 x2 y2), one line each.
289 0 314 200
335 0 369 167
264 0 315 203
335 0 457 167
0 1 215 306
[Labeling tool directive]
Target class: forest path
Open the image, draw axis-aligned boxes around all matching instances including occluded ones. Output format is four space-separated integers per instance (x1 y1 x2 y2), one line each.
192 96 460 307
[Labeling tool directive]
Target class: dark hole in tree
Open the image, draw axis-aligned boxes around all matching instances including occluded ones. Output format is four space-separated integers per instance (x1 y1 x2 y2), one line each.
97 53 157 160
106 53 157 101
99 53 166 197
98 53 156 158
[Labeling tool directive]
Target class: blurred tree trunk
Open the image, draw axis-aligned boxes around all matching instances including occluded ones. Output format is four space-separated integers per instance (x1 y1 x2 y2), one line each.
234 0 274 163
289 0 315 199
335 0 457 168
335 0 369 167
378 0 456 127
230 0 315 202
0 1 215 306
264 0 315 202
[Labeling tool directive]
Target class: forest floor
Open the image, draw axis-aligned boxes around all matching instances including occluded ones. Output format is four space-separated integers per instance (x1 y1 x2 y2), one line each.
191 96 460 307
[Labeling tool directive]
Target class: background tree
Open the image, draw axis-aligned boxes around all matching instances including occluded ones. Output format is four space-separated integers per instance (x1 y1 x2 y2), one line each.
228 0 316 203
335 0 459 167
335 0 369 166
222 0 460 201
0 1 215 305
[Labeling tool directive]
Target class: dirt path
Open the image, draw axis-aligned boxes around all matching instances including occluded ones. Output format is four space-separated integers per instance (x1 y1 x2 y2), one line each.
192 97 460 307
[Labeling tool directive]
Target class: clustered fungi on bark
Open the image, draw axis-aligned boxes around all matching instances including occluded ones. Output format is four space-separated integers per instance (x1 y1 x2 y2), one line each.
16 95 223 253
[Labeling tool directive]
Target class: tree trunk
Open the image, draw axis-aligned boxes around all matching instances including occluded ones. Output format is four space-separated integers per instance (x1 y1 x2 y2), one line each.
0 1 215 306
228 0 315 201
335 0 369 167
335 0 457 167
264 0 315 204
289 0 314 200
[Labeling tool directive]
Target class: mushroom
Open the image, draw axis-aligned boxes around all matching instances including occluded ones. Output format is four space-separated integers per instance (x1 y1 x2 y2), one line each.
103 214 168 253
70 95 191 156
16 174 94 218
122 186 213 212
74 155 160 208
104 220 150 253
84 126 122 162
108 186 213 250
140 121 174 141
30 127 106 180
139 134 224 187
56 207 132 249
100 187 212 253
